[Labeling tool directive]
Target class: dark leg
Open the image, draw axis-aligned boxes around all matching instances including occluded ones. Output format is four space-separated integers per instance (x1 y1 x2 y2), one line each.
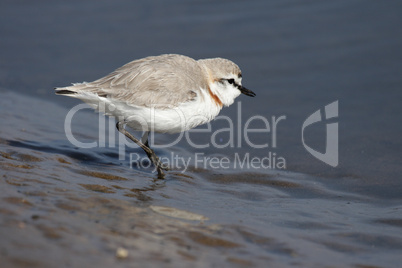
116 122 167 179
140 131 169 171
141 131 150 147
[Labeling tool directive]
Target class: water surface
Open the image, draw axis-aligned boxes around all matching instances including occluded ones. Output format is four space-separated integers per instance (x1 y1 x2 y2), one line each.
0 0 401 267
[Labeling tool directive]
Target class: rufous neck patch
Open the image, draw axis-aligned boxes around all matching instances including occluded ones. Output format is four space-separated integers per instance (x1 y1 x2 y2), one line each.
208 86 223 107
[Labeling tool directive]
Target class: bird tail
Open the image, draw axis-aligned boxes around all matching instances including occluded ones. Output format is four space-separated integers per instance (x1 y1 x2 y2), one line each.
54 88 77 95
54 82 89 96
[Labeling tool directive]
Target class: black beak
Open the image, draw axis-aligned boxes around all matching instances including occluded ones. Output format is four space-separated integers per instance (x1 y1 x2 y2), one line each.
239 85 256 97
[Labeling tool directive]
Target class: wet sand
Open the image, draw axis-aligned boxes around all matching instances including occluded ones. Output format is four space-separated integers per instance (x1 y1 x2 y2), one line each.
1 0 402 267
1 91 401 267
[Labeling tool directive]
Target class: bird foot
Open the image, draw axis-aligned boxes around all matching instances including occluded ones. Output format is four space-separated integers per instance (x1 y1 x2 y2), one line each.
146 149 169 180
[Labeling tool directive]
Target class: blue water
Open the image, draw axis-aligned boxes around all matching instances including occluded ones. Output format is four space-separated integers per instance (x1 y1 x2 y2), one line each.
0 0 401 267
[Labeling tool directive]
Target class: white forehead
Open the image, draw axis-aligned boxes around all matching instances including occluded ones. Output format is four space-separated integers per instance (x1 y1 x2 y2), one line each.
197 58 242 78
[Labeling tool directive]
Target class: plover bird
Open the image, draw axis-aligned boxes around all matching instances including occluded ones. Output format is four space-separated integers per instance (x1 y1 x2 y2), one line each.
55 54 255 178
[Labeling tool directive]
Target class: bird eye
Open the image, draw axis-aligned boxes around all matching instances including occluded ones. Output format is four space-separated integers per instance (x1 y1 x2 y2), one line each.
238 73 242 78
227 79 235 84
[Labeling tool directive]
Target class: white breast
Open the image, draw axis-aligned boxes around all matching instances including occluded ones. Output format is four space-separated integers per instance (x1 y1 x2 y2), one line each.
82 87 223 134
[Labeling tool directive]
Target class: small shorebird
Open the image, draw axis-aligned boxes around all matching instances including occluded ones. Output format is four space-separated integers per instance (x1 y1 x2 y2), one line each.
55 54 255 178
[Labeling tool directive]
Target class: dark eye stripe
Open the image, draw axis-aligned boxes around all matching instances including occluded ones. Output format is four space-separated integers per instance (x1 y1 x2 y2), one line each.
225 78 242 89
227 79 235 84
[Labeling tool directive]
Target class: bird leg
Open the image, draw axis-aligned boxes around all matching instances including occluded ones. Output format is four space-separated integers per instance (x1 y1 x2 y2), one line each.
116 122 168 179
140 131 165 170
141 131 150 147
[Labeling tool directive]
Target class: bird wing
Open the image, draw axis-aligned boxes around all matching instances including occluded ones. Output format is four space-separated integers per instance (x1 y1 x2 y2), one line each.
69 54 207 109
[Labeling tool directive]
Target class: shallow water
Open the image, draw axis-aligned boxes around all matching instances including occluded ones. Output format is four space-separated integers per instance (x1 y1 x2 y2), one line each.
1 0 402 267
1 92 401 267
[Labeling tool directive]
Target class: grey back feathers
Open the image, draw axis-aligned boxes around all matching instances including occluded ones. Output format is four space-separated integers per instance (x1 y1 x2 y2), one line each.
55 54 242 109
